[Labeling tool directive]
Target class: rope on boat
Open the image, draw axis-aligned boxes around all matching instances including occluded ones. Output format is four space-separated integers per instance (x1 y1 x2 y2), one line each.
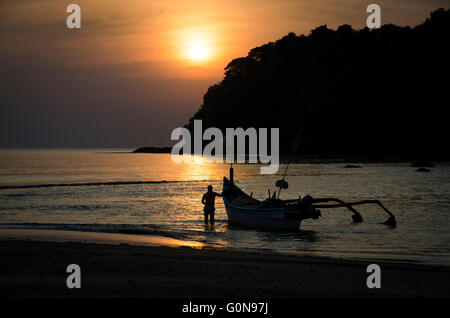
312 197 397 227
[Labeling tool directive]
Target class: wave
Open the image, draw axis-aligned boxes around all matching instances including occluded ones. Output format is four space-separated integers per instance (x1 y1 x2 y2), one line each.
0 179 221 190
0 222 179 238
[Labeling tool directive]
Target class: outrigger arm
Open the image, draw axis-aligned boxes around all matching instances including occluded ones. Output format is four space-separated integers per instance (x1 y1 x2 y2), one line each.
311 198 397 227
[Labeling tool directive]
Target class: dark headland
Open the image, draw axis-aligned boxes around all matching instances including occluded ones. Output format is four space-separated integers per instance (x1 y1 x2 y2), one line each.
133 9 450 165
182 9 449 161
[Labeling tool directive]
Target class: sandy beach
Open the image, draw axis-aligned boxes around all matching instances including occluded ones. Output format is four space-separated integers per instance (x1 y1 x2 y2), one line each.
0 230 449 298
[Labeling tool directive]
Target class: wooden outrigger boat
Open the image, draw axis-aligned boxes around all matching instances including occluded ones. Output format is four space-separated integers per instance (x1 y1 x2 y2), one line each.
222 165 396 230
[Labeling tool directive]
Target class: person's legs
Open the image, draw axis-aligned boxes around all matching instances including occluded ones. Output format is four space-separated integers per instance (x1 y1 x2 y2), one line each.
203 206 210 223
203 206 214 224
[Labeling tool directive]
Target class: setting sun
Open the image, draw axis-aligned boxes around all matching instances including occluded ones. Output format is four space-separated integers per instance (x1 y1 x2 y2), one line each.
173 26 224 76
188 41 209 61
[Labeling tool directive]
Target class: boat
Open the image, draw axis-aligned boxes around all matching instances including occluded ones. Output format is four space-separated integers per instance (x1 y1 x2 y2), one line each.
222 166 321 230
222 165 396 230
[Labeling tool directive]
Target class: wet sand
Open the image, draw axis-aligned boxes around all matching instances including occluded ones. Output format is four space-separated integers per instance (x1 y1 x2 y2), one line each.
0 230 449 298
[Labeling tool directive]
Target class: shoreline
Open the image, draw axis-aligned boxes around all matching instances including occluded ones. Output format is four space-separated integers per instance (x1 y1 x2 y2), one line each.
1 229 449 298
0 228 208 249
1 228 449 268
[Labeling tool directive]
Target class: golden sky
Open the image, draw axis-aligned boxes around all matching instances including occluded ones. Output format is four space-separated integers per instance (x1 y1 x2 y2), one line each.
3 0 448 78
0 0 448 147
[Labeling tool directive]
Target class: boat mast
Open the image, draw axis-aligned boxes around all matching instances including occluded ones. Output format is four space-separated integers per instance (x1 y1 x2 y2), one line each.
230 163 234 186
277 129 303 199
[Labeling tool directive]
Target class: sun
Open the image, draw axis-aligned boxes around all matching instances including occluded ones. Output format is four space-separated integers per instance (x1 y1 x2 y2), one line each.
188 41 209 61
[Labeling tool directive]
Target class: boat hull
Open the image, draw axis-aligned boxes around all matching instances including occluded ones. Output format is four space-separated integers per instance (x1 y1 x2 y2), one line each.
224 202 301 230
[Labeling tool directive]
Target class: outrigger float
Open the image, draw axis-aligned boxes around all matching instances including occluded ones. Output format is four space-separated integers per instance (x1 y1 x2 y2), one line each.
222 165 396 230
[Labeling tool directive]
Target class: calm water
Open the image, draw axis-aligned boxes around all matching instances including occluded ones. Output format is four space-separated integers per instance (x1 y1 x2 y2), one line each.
1 149 449 265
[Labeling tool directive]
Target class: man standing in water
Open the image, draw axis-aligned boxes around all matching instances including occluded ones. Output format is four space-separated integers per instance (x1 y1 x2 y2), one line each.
201 185 222 224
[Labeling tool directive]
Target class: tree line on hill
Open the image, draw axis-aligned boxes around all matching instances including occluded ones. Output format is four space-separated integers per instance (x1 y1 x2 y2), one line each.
184 9 449 159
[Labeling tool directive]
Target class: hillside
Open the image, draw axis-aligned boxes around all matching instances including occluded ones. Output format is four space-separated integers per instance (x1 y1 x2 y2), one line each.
186 9 449 158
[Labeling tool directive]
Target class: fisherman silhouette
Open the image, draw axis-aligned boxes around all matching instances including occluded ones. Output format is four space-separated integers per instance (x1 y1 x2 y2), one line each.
201 185 222 224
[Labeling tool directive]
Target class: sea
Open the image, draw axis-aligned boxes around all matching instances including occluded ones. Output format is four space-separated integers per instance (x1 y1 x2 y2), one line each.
0 149 449 266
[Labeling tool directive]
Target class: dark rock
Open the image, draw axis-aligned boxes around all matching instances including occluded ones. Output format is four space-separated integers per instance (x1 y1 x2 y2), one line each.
416 167 431 172
132 147 172 153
